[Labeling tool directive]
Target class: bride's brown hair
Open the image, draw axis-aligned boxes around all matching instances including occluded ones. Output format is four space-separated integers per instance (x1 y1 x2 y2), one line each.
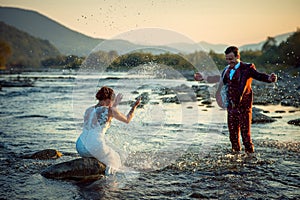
96 86 115 101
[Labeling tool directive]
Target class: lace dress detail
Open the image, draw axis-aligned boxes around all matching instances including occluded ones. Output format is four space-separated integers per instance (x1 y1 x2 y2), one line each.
76 106 121 174
82 106 110 133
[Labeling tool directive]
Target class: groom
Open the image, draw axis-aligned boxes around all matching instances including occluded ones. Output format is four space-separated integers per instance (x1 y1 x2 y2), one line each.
195 46 277 153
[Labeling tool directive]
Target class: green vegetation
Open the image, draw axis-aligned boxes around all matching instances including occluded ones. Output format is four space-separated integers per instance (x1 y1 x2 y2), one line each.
1 19 299 75
0 40 12 69
245 30 299 74
41 55 84 70
107 52 194 71
107 29 300 74
0 22 60 70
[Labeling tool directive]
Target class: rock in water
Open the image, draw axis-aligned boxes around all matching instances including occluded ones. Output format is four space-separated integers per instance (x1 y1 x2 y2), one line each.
29 149 62 160
41 157 106 180
288 118 300 126
252 110 276 124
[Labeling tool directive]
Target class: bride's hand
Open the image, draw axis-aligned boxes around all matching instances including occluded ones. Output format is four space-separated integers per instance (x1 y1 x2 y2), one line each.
133 97 141 107
113 93 123 107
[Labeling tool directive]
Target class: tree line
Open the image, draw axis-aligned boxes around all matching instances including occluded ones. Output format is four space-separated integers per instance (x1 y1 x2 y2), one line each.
54 29 300 73
1 28 299 73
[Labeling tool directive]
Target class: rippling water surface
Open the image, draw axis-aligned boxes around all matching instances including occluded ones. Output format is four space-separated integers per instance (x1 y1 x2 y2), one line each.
0 72 299 199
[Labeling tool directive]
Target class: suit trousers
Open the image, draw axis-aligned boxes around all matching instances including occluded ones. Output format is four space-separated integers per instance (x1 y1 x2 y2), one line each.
227 106 254 153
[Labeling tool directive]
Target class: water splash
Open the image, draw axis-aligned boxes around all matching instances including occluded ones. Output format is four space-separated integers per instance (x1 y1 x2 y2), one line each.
73 28 224 173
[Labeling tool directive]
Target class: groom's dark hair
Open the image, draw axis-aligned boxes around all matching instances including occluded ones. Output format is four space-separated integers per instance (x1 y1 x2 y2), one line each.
225 46 239 57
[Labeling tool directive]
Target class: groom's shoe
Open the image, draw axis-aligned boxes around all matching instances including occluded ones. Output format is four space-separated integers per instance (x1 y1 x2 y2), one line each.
245 145 254 154
231 143 241 153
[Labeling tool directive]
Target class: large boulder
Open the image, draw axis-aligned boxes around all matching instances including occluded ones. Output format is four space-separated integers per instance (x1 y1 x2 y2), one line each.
41 157 106 180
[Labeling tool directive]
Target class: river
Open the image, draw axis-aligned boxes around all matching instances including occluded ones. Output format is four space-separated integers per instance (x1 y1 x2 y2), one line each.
0 71 299 199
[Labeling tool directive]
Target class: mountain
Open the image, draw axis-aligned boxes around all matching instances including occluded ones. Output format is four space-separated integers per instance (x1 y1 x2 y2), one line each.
239 32 293 51
198 41 228 53
164 42 204 53
166 33 293 54
0 21 61 67
0 7 103 56
0 7 166 56
151 41 228 54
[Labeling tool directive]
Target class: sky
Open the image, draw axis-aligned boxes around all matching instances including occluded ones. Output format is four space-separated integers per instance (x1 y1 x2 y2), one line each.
0 0 299 46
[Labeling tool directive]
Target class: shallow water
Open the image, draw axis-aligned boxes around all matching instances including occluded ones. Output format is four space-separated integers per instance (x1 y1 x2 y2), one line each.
0 72 299 199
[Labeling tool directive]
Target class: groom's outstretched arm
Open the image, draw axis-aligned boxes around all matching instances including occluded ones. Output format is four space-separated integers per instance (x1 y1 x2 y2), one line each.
194 72 220 83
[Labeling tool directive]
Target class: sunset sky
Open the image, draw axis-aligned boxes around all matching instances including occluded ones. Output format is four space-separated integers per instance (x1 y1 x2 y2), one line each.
1 0 299 46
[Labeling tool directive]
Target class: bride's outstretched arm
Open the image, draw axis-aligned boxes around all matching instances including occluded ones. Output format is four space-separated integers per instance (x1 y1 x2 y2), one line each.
111 97 141 123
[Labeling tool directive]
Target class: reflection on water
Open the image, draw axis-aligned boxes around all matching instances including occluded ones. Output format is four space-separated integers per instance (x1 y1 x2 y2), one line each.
0 72 299 199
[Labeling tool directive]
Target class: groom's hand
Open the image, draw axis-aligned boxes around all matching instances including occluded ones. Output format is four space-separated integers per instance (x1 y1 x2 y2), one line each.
268 73 277 82
194 72 204 81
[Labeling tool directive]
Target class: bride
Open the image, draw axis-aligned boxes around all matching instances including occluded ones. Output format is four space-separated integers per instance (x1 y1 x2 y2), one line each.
76 86 141 175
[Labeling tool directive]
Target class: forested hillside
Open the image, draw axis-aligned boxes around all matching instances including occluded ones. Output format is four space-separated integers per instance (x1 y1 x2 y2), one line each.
0 7 104 56
0 21 61 69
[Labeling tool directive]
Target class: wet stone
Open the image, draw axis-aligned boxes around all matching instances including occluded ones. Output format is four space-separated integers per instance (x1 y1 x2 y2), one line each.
287 118 300 126
24 149 63 160
161 96 180 104
252 110 276 124
41 157 106 180
201 99 212 105
288 110 297 113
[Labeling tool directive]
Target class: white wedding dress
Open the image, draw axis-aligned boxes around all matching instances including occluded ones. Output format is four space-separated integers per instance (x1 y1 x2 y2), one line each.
76 106 122 175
